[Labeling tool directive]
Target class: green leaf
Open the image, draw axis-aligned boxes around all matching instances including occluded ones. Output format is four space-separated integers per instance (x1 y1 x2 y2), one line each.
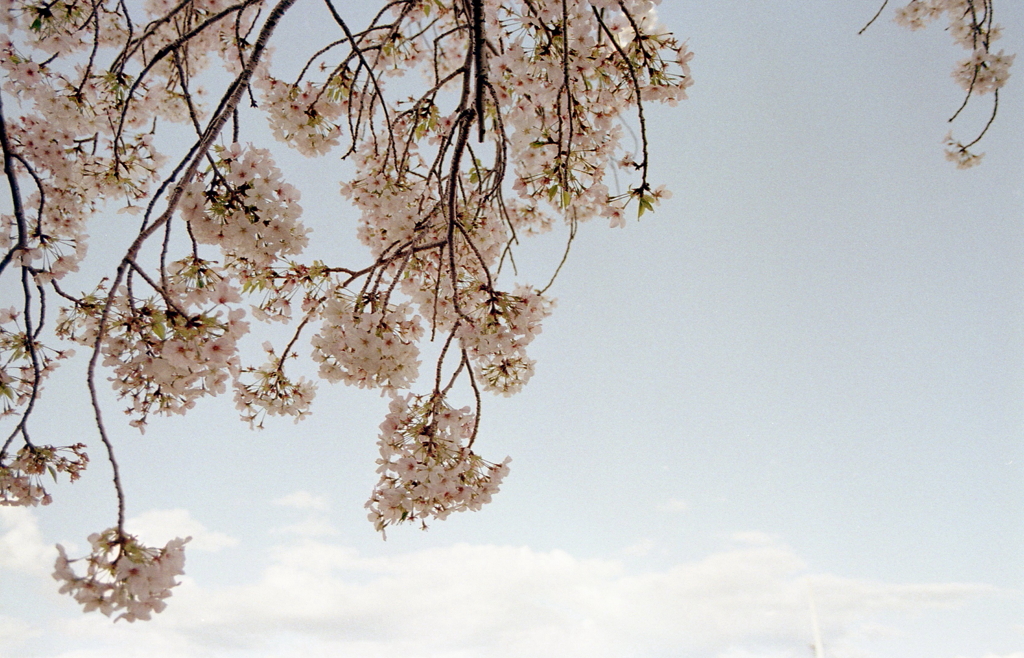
637 194 654 217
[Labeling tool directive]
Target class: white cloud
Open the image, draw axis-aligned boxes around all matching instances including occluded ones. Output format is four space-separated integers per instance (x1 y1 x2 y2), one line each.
3 510 999 658
0 614 41 648
270 490 337 537
272 490 329 511
0 507 53 575
30 533 995 658
125 509 237 552
716 650 795 658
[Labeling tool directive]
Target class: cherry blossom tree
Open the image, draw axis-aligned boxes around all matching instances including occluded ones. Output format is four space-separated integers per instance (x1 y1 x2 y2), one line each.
0 0 1013 622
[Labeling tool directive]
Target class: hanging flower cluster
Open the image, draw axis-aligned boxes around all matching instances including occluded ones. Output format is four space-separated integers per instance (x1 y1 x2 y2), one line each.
367 393 512 533
312 295 424 391
456 286 554 397
892 0 1014 167
233 342 318 428
53 529 190 622
182 144 309 268
255 75 346 156
55 262 249 429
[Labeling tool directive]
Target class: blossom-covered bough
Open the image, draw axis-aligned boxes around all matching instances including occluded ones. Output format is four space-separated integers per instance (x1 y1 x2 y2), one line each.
862 0 1014 167
0 0 1013 620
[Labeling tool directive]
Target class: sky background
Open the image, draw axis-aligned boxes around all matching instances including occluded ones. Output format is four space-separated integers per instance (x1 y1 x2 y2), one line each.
1 1 1022 657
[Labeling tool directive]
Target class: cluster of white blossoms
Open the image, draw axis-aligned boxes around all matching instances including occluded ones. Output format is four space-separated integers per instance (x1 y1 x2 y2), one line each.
488 2 693 228
0 444 88 506
894 0 1014 167
53 529 190 622
0 306 71 416
55 261 250 427
312 296 424 391
234 341 318 428
951 47 1015 95
181 144 310 268
456 286 554 396
367 394 512 533
0 313 76 425
255 75 345 157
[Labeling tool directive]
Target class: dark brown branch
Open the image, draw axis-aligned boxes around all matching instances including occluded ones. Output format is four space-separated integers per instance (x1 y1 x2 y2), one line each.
858 0 890 35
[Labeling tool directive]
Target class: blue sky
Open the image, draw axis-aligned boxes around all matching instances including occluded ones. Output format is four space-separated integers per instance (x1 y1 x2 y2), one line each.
1 2 1022 657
